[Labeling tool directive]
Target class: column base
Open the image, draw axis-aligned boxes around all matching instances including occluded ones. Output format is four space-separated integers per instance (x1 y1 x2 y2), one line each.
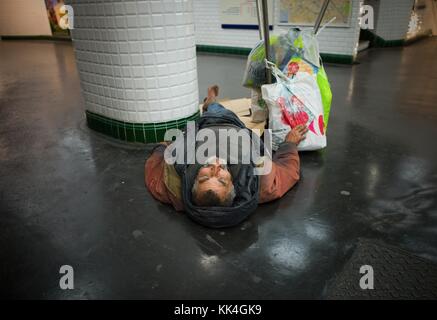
85 110 200 143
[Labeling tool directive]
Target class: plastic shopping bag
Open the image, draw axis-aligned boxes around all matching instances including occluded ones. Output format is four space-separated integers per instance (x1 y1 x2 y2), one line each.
283 56 332 131
261 61 327 151
250 88 268 123
242 28 321 89
243 28 332 130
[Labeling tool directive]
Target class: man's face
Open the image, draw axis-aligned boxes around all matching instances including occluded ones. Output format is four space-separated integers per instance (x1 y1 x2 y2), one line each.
196 157 233 202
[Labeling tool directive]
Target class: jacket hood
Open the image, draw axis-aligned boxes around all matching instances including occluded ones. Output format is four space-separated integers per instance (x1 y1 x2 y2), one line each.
174 107 261 228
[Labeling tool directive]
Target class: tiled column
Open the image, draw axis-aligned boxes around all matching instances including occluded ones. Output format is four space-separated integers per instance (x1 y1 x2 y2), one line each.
68 0 199 143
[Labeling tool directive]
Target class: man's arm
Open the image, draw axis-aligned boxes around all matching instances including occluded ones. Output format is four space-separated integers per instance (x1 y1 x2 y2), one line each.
145 144 172 205
259 125 307 203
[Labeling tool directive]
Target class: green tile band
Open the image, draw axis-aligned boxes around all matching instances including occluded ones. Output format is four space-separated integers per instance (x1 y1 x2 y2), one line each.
360 30 405 48
1 35 72 42
373 37 404 48
196 44 355 64
196 44 252 56
86 110 200 143
320 53 354 64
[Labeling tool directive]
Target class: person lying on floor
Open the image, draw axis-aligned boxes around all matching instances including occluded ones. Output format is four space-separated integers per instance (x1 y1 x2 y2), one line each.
145 85 308 228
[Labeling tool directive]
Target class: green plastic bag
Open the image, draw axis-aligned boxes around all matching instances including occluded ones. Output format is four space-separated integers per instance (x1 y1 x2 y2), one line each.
316 65 332 130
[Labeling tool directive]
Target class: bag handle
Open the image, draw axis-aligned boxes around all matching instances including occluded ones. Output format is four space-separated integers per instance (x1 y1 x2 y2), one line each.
316 17 336 36
265 59 290 84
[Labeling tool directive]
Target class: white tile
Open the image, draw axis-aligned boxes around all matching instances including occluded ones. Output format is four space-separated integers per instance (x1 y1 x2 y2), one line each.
71 0 198 123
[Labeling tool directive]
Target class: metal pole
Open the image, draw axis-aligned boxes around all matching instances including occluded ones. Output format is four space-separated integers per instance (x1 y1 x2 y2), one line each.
255 0 264 40
313 0 331 34
260 0 272 84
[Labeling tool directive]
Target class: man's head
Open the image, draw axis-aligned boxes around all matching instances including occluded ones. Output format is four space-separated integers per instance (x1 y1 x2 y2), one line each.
191 157 235 207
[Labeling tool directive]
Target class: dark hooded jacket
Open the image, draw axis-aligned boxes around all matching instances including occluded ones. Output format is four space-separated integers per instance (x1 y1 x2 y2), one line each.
173 107 262 228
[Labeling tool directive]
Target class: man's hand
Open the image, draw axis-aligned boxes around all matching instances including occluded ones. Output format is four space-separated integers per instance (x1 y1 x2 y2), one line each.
285 124 308 145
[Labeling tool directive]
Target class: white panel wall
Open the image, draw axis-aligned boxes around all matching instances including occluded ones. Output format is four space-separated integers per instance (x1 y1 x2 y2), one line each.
0 0 52 36
69 0 199 124
373 0 414 40
193 0 363 56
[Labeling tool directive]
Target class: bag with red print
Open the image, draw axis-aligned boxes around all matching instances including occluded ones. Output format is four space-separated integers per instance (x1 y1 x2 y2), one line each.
261 60 327 151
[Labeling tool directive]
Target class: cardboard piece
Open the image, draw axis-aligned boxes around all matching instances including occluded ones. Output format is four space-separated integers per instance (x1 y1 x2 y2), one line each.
199 98 266 136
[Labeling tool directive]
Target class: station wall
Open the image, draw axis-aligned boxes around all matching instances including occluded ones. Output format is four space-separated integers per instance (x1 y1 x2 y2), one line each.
193 0 363 62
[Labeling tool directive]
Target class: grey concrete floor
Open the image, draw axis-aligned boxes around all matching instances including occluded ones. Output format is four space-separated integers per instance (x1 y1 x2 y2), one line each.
1 39 437 299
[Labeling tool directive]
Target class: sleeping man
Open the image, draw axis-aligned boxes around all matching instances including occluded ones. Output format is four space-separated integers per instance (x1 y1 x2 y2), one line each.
145 86 308 228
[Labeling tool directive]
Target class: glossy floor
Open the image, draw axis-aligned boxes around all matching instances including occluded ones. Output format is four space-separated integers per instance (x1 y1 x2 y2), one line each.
1 38 437 299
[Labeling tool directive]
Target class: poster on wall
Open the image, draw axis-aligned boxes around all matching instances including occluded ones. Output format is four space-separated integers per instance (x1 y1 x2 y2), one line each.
45 0 70 37
278 0 352 27
220 0 274 30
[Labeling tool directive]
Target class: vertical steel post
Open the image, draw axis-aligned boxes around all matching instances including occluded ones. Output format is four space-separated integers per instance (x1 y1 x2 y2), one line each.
314 0 331 34
260 0 272 84
255 0 264 40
